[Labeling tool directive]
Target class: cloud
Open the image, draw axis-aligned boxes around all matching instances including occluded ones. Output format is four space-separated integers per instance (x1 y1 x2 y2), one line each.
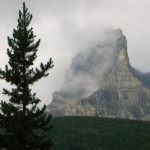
0 0 150 106
49 30 124 109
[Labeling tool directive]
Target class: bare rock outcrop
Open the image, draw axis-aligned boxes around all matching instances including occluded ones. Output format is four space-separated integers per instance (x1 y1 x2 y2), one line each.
48 30 150 120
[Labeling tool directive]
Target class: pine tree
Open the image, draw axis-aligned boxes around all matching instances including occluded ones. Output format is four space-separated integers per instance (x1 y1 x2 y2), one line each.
0 2 54 150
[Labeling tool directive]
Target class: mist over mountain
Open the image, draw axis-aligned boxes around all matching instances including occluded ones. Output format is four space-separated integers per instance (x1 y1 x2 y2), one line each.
48 29 150 120
49 29 124 109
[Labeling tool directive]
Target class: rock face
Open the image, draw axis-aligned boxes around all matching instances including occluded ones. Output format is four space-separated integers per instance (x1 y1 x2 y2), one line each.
48 30 150 120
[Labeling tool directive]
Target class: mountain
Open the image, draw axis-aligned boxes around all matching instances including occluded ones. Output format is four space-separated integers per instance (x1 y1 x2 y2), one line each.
47 30 150 120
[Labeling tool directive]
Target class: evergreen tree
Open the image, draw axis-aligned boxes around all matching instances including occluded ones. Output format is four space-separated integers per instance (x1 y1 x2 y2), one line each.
0 2 54 150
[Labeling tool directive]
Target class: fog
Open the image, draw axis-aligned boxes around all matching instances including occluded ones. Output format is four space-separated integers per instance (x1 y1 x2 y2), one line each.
0 1 150 106
49 30 125 108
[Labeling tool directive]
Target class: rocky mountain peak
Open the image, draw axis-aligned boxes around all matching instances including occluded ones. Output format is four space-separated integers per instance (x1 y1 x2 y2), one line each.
115 31 129 64
103 48 142 89
117 48 128 64
47 30 150 120
99 32 142 90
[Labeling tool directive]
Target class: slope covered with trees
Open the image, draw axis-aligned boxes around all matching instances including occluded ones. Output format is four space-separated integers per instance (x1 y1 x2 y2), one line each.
52 117 150 150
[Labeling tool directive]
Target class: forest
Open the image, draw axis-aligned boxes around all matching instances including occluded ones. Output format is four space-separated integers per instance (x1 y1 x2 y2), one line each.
51 117 150 150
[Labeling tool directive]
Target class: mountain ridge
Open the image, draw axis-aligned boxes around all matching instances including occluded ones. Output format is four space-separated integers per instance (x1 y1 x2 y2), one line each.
48 30 150 120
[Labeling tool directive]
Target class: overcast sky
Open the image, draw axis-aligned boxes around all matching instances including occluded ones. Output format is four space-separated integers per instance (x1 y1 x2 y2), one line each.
0 0 150 106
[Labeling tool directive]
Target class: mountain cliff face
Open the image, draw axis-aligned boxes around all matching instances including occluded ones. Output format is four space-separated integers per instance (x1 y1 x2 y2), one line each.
48 30 150 120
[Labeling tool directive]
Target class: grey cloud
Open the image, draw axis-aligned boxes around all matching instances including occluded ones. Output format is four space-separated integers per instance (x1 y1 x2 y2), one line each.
0 0 150 106
49 30 123 108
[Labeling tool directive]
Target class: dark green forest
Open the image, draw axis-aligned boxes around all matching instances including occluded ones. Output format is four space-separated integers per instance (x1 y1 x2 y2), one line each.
51 117 150 150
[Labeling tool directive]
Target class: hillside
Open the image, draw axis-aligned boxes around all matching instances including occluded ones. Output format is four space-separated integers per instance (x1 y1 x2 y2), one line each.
51 117 150 150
